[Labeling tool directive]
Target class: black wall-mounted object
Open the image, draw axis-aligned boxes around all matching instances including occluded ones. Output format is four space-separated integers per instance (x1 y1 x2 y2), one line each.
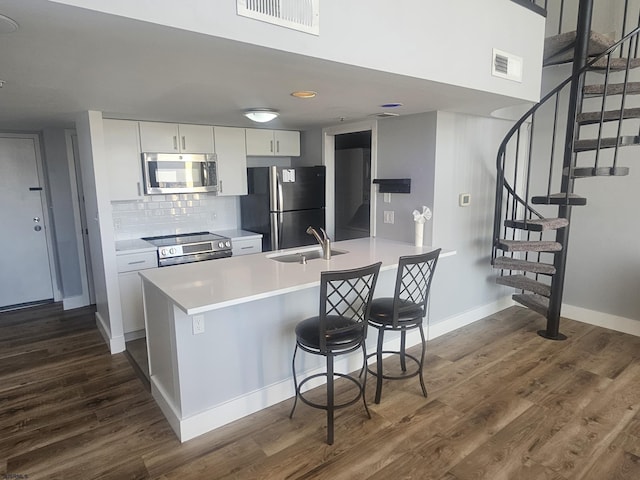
372 178 411 193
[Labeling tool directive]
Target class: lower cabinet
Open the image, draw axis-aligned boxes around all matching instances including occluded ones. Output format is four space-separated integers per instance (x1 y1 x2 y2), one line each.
232 237 262 256
116 251 158 336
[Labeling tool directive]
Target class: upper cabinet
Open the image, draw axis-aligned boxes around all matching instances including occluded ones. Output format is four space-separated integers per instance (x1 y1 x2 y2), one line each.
103 119 144 202
139 122 214 153
245 129 300 156
214 126 247 196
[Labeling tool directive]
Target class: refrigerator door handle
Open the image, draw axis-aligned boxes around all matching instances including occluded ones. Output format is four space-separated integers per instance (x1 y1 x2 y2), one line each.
269 165 282 211
270 212 281 250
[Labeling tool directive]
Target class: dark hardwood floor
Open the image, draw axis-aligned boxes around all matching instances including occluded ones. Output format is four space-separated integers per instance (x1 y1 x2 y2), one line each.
2 303 640 479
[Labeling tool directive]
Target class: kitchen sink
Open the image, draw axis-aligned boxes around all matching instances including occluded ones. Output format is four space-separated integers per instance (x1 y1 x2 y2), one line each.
268 248 348 263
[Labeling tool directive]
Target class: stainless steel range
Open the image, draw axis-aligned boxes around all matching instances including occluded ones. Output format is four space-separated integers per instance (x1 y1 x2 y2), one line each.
142 232 232 267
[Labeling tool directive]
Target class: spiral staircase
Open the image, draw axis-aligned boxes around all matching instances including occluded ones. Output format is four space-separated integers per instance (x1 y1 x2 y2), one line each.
492 0 640 339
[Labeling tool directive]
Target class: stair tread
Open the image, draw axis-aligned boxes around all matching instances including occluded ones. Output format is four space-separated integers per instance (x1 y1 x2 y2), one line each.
497 240 563 252
513 293 549 316
577 107 640 124
497 275 552 297
504 218 569 231
584 82 640 96
493 256 556 275
574 135 640 151
544 30 614 65
567 166 630 177
531 193 588 206
590 57 640 71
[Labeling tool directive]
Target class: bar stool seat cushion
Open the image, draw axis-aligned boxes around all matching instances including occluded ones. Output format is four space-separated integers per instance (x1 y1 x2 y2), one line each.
369 298 423 326
295 315 364 349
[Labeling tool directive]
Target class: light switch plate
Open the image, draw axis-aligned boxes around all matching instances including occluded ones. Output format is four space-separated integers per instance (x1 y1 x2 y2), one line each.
459 193 471 207
383 192 392 203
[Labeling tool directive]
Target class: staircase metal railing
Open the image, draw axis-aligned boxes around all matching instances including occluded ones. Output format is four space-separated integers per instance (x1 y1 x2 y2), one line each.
492 19 640 334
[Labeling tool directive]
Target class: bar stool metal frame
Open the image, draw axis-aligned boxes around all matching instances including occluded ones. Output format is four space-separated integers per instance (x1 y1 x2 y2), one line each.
366 249 440 404
289 262 381 445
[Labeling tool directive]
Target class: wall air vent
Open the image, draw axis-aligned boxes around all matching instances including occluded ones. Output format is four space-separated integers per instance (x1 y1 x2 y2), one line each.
492 48 523 82
237 0 319 36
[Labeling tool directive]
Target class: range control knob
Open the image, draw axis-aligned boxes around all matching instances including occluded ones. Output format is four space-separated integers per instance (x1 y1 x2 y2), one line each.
225 241 231 247
161 249 167 256
218 241 224 248
169 248 176 254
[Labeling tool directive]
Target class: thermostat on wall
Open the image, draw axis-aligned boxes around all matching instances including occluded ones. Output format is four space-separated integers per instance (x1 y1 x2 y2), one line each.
459 193 471 207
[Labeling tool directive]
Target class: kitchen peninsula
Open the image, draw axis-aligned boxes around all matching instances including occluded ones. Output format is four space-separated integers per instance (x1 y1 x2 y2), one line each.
140 237 454 442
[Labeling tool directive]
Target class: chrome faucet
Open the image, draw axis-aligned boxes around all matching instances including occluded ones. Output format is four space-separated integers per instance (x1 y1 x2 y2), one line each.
306 226 331 260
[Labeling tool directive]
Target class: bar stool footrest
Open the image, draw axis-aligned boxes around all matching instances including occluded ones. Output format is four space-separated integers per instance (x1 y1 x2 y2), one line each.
297 372 364 411
366 351 422 380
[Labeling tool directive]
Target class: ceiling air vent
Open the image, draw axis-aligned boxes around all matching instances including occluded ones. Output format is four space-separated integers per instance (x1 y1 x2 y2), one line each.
237 0 319 36
492 49 523 82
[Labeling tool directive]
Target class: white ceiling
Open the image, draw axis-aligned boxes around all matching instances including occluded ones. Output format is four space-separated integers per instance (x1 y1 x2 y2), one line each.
0 0 526 131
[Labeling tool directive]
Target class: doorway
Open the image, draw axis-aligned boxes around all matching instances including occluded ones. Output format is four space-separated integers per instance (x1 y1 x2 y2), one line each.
0 134 56 310
322 119 377 241
334 131 372 241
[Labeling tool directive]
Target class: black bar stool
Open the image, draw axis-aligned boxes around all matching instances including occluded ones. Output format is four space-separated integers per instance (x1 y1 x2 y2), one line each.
289 262 381 445
366 249 440 404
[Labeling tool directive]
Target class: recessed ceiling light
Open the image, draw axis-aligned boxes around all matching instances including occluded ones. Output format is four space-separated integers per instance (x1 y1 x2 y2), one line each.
0 14 19 34
291 90 317 99
244 108 279 123
380 102 403 108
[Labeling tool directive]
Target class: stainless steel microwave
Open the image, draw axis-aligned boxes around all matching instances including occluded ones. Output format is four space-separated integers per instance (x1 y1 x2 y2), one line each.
142 153 218 195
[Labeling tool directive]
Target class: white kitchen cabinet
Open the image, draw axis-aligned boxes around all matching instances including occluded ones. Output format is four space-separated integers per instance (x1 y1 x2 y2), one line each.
139 121 214 153
231 237 262 256
213 126 247 196
245 129 300 156
103 119 143 201
117 250 158 336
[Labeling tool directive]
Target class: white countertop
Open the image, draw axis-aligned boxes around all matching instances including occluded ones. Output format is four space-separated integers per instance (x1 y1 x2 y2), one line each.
115 238 156 255
214 229 263 240
139 237 455 315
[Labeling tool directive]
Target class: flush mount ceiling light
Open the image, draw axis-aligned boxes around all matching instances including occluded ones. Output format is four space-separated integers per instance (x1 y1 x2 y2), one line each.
291 90 317 99
0 14 19 34
244 108 280 123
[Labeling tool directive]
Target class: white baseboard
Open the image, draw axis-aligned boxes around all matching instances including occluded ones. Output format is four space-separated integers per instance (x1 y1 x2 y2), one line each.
428 295 515 340
158 295 514 443
124 329 145 342
562 304 640 337
95 311 125 354
62 294 89 310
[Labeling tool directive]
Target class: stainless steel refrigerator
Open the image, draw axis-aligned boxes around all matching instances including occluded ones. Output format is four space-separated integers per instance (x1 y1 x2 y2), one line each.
240 166 325 251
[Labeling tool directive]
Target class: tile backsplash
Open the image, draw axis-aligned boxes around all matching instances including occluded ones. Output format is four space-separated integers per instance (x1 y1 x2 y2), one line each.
112 193 239 240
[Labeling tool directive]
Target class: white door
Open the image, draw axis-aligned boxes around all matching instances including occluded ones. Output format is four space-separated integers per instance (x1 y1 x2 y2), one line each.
0 135 54 308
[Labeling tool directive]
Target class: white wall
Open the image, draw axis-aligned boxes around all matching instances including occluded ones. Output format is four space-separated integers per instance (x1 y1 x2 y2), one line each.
75 111 125 352
375 113 437 247
430 111 513 323
51 0 545 103
373 111 514 325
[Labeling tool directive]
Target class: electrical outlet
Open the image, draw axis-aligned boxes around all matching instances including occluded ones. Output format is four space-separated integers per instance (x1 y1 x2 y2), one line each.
192 315 205 335
383 211 395 224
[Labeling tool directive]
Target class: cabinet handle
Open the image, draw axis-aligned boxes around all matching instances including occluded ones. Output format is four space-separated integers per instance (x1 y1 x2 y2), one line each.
173 136 178 150
276 140 280 153
219 180 223 193
137 182 141 196
241 246 253 250
270 140 273 153
182 136 186 151
127 260 146 265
